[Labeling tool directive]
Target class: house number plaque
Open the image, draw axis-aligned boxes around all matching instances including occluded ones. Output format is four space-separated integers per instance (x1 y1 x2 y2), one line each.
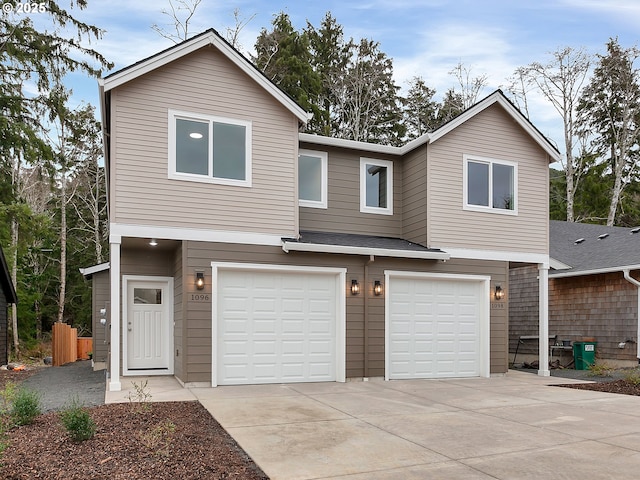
490 303 505 310
190 294 210 302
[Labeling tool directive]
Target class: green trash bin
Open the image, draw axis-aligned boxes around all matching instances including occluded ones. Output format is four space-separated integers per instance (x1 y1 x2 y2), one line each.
573 341 597 370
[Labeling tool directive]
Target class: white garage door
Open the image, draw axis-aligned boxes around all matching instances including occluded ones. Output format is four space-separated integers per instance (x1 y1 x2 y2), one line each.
216 268 338 386
387 275 486 379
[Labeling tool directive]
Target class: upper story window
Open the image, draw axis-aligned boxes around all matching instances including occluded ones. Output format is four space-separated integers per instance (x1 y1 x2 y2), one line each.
298 149 327 208
464 155 517 215
360 158 393 215
168 109 252 187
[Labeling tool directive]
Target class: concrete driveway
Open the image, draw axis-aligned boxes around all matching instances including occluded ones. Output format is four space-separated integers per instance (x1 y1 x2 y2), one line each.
108 371 640 479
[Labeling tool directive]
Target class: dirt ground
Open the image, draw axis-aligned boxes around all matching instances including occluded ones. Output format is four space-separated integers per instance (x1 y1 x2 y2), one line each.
0 366 268 480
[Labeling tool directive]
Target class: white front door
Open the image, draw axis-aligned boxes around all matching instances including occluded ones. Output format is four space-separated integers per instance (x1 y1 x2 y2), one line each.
125 278 173 373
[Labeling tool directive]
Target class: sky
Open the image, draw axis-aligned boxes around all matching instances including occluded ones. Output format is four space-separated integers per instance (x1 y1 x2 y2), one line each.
34 0 640 158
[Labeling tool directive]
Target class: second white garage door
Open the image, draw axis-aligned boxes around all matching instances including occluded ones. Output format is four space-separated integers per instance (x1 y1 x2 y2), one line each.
386 273 489 380
214 266 344 386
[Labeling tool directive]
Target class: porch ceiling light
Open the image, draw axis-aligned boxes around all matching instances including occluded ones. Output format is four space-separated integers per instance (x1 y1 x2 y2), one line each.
195 271 205 290
149 238 158 247
374 280 383 296
351 279 360 295
494 284 505 301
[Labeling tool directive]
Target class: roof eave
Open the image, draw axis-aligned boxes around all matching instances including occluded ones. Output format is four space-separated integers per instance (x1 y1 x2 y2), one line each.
549 264 640 279
102 31 309 124
281 240 450 261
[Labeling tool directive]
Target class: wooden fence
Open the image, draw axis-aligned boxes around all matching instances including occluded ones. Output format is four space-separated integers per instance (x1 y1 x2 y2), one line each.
52 322 77 366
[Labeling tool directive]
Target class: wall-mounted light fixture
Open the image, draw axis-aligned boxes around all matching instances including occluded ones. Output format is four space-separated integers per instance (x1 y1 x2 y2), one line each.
195 271 205 290
351 279 360 295
494 284 505 301
374 280 383 296
149 238 158 247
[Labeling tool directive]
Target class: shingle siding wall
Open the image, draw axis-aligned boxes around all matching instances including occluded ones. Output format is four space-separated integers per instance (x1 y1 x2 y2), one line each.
549 273 638 362
510 267 639 363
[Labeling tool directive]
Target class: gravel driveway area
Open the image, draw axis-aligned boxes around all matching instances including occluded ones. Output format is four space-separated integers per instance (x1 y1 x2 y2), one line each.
19 360 105 412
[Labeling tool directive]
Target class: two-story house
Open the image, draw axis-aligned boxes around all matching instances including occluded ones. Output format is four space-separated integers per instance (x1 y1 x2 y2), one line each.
96 29 560 392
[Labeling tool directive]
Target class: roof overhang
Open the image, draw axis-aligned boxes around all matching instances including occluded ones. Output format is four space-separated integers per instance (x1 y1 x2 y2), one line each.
281 239 450 261
79 262 111 278
549 263 640 279
101 30 310 124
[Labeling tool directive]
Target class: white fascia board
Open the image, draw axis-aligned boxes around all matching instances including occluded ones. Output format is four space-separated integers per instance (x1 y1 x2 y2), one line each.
79 262 110 277
549 263 640 279
299 133 403 156
549 257 572 271
442 247 549 266
110 223 284 246
102 32 309 124
429 93 562 163
282 240 450 261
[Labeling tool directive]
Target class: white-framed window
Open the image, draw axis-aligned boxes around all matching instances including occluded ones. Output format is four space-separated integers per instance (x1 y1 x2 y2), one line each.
298 149 328 208
360 158 393 215
168 109 252 187
463 155 517 215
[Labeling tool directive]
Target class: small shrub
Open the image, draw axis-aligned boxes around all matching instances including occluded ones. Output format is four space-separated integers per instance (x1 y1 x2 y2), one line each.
623 368 640 386
11 388 41 426
140 420 176 457
0 382 18 415
59 398 96 442
127 380 153 413
587 362 614 377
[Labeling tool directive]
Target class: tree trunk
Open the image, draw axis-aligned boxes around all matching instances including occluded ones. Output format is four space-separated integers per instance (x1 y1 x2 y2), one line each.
57 174 67 323
10 217 19 357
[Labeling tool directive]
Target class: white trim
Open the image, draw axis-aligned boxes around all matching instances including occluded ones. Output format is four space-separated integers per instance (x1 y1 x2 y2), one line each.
103 31 310 124
109 242 121 392
384 271 491 380
110 223 286 246
549 263 640 278
430 93 561 162
538 264 550 377
210 262 346 387
360 158 394 215
122 275 175 377
622 270 640 359
463 155 518 215
168 109 252 187
299 132 404 155
441 247 549 265
282 240 450 260
79 262 110 277
298 149 328 209
549 257 572 271
299 92 561 164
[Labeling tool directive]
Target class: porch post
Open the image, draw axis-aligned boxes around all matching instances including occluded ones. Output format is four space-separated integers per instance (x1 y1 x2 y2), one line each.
538 263 550 376
109 237 122 391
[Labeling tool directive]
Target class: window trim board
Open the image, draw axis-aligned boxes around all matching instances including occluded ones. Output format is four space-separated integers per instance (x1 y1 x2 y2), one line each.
298 149 328 209
360 157 394 215
463 154 518 216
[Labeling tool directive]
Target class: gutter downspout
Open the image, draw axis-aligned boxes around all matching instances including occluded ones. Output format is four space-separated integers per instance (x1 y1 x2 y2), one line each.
623 269 640 361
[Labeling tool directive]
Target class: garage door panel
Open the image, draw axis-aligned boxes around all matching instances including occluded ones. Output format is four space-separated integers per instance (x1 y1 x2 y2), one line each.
218 269 337 385
389 277 483 379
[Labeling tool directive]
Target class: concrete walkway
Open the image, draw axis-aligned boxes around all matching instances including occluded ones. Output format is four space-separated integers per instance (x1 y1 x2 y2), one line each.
107 371 640 479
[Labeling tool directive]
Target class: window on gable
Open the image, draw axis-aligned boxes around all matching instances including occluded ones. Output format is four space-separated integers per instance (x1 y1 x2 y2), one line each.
360 158 393 215
298 149 327 208
464 155 517 214
169 110 251 187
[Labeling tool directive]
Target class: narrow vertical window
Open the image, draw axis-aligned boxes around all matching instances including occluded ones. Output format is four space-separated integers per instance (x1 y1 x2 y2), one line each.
360 158 393 215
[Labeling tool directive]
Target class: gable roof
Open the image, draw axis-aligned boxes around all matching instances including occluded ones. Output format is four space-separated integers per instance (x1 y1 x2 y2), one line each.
99 28 311 124
300 90 562 163
549 220 640 278
0 246 17 304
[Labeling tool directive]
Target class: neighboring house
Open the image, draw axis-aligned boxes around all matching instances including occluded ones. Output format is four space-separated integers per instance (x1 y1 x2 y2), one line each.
97 29 560 392
0 246 17 366
510 220 640 367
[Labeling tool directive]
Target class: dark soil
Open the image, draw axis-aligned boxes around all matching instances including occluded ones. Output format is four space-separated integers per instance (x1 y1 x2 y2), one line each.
0 368 268 480
556 379 640 396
